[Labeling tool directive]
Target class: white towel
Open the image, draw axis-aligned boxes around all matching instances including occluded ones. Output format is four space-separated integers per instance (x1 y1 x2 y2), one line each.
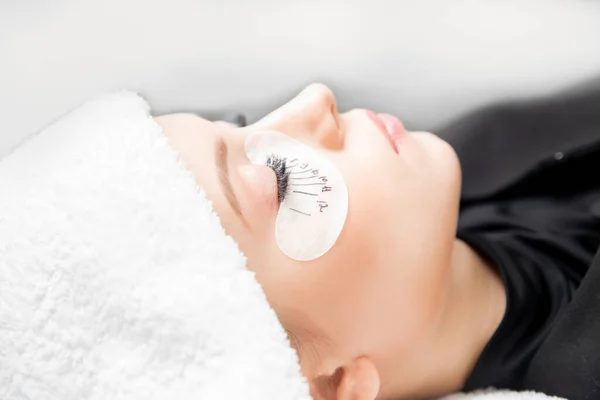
0 92 564 400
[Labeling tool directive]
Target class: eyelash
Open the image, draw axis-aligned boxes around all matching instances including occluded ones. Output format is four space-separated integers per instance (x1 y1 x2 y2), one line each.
265 154 290 203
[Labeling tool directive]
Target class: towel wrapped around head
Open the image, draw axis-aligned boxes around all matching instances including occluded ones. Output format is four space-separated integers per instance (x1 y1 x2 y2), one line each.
0 92 310 400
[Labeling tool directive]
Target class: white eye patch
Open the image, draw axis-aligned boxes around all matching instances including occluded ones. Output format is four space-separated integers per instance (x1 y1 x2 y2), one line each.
245 131 349 261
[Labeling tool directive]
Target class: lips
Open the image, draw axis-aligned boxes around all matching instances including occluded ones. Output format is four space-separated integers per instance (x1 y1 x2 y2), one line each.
365 110 405 154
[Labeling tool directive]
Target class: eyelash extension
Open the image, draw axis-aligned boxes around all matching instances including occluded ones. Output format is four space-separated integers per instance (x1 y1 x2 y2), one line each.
265 154 290 203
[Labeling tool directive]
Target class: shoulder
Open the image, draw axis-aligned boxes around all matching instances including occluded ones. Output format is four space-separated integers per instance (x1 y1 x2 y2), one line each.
440 83 600 201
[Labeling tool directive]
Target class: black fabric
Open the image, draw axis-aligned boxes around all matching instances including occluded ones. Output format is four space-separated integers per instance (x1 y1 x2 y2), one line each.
437 80 600 399
457 155 600 389
523 245 600 399
441 79 600 202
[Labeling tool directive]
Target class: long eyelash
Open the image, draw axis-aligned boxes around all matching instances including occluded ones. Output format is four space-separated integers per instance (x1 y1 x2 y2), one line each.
265 154 290 203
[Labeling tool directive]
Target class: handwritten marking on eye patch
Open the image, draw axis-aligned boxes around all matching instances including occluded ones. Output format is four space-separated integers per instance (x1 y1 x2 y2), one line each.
290 208 311 216
293 191 317 196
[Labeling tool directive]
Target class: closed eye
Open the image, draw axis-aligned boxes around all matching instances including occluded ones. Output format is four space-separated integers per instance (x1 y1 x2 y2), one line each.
265 154 290 203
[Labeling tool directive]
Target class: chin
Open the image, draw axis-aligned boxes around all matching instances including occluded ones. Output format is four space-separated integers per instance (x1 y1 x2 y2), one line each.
412 130 461 186
418 131 462 247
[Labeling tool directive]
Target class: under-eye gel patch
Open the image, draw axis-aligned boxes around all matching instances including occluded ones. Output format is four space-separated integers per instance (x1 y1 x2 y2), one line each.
245 130 349 261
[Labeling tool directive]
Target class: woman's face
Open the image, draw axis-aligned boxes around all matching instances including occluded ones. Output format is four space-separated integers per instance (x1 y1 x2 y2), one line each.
156 83 461 396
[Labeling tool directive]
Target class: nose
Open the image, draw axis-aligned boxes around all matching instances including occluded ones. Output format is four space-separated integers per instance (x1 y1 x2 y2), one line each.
254 83 343 150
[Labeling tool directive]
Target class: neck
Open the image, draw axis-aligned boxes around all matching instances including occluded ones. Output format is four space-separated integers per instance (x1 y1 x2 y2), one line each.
387 239 506 399
432 239 506 395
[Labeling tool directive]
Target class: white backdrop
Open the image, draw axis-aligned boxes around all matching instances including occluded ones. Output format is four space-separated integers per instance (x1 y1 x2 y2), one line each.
2 0 600 158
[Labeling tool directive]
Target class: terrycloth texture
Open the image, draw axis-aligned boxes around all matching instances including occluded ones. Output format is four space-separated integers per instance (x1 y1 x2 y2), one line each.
0 92 310 400
0 92 564 400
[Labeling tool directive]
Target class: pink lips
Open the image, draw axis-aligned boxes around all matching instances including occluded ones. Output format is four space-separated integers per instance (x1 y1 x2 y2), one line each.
365 110 405 154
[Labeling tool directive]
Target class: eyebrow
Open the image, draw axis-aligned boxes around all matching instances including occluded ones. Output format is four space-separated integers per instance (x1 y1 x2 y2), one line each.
215 137 246 224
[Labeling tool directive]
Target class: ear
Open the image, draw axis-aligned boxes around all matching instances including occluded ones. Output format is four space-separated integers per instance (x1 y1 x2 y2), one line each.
311 357 380 400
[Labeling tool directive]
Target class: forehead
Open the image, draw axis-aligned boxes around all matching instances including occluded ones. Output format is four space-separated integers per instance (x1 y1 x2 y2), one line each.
156 113 236 221
156 113 217 138
155 114 218 172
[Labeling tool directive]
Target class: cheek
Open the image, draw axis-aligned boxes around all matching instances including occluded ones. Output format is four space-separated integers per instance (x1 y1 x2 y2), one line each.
295 244 379 351
325 141 459 344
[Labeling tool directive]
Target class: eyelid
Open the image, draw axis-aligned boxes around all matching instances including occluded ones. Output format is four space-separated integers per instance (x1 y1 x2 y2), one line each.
237 163 280 213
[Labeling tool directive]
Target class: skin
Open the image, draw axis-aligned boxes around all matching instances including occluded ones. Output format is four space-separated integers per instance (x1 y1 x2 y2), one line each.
155 83 506 400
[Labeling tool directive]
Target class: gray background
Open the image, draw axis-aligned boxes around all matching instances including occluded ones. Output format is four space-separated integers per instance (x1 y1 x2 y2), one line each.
2 0 600 158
